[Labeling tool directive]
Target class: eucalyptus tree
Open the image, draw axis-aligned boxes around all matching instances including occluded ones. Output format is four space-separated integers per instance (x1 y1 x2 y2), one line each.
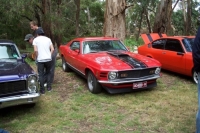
172 0 199 35
80 0 104 36
103 0 130 42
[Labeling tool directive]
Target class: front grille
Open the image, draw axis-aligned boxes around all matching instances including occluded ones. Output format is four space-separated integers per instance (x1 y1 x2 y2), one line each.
0 80 27 96
118 68 156 79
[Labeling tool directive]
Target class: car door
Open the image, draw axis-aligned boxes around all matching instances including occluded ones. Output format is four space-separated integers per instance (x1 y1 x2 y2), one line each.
67 41 80 69
162 39 186 74
150 39 166 65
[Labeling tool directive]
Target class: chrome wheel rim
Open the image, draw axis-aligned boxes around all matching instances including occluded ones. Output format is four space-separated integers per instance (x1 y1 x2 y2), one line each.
88 73 94 91
193 71 198 84
62 59 66 70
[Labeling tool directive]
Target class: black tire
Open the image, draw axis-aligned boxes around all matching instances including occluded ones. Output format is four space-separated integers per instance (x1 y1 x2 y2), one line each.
87 71 102 94
193 70 198 84
62 57 71 72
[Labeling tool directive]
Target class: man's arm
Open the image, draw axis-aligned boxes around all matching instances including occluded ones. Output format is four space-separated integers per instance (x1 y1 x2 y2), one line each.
50 44 54 55
33 45 38 60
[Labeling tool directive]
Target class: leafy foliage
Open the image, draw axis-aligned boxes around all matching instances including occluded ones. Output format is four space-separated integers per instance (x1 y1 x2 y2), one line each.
0 0 199 50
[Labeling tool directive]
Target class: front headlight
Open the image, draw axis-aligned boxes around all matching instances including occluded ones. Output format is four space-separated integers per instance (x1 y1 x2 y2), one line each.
27 74 38 93
108 71 118 80
155 67 161 74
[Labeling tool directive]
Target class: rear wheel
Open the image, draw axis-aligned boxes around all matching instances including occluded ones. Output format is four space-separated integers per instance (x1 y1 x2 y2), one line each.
87 71 102 94
62 57 71 72
193 71 198 84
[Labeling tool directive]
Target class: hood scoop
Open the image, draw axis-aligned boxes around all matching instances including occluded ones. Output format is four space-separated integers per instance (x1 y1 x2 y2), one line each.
107 52 147 68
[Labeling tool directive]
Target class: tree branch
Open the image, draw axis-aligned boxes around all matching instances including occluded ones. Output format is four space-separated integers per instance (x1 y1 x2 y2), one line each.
113 4 134 17
20 15 32 21
147 8 156 14
172 0 180 11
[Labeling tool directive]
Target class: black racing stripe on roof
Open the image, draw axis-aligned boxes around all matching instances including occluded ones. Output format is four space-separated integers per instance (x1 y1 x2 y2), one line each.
147 34 153 42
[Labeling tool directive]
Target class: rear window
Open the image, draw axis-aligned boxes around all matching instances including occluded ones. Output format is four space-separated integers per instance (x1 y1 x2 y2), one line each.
182 38 194 52
152 39 166 50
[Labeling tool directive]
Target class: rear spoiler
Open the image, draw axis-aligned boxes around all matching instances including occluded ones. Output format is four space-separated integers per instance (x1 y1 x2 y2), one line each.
140 33 167 44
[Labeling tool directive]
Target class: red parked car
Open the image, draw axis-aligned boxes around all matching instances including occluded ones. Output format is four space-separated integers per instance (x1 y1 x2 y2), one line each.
59 37 161 94
138 33 196 83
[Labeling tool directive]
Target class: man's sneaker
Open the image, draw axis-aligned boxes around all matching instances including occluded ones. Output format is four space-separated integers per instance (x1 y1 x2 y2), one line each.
44 83 47 88
47 87 52 92
40 90 45 95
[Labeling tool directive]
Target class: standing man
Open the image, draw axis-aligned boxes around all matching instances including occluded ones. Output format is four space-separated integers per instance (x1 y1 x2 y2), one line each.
29 20 57 84
33 29 54 94
30 21 44 37
24 34 36 60
24 34 34 43
192 22 200 133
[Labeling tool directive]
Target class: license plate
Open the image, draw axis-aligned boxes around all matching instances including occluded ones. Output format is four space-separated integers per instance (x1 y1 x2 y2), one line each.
133 81 147 89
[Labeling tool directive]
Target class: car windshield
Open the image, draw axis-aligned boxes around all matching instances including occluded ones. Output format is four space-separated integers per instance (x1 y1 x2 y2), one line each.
0 44 20 61
82 40 127 54
182 38 194 52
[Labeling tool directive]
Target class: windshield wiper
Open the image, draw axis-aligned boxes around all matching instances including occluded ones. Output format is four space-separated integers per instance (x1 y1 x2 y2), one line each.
88 51 98 53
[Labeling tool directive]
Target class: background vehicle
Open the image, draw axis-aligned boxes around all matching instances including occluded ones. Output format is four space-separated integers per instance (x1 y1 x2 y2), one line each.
0 39 40 109
59 37 161 94
138 33 196 83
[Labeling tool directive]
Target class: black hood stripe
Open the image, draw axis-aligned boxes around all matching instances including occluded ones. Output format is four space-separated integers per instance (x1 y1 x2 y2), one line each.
107 52 147 68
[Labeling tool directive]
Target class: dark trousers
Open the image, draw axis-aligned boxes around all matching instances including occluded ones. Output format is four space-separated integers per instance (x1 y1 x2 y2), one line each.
43 48 57 84
38 61 52 91
50 48 57 83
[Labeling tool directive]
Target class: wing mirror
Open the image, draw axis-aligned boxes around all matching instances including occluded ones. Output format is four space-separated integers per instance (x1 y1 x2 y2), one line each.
20 53 27 63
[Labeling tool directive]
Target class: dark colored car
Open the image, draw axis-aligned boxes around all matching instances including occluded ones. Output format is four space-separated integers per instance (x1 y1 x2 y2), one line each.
59 37 161 94
0 39 40 109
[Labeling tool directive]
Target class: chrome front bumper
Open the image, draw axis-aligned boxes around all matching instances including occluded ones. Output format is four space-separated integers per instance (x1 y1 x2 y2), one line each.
98 75 160 84
0 93 40 109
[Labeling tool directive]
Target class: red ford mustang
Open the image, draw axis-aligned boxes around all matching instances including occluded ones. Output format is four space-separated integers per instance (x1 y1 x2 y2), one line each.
59 37 161 94
138 33 196 83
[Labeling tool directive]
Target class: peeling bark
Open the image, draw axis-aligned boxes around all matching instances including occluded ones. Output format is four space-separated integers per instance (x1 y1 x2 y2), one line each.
103 0 126 42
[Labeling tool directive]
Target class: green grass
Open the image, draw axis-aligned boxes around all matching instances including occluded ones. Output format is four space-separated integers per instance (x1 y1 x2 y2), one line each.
0 59 197 133
124 37 144 52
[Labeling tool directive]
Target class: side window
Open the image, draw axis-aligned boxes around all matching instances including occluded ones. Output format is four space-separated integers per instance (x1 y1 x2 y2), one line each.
165 39 184 52
152 39 165 50
70 41 80 50
182 38 194 52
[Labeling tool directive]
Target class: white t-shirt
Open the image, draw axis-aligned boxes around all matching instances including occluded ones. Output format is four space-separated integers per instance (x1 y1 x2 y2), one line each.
32 36 52 62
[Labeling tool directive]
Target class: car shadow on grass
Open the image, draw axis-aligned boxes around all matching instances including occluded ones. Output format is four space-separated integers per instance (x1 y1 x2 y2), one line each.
160 69 195 84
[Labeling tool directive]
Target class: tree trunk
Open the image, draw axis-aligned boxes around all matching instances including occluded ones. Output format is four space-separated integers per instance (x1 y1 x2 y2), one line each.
74 0 80 37
152 0 172 34
186 0 192 35
144 8 151 33
41 0 53 40
54 0 62 48
182 0 187 35
103 0 126 42
136 8 144 41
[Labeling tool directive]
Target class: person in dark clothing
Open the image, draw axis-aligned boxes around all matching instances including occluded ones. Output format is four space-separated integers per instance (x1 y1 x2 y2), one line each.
29 20 57 84
192 22 200 133
33 29 54 94
30 21 44 37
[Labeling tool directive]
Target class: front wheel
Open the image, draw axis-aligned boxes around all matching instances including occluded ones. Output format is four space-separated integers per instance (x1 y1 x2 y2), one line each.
62 57 71 72
87 71 102 94
193 71 198 84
